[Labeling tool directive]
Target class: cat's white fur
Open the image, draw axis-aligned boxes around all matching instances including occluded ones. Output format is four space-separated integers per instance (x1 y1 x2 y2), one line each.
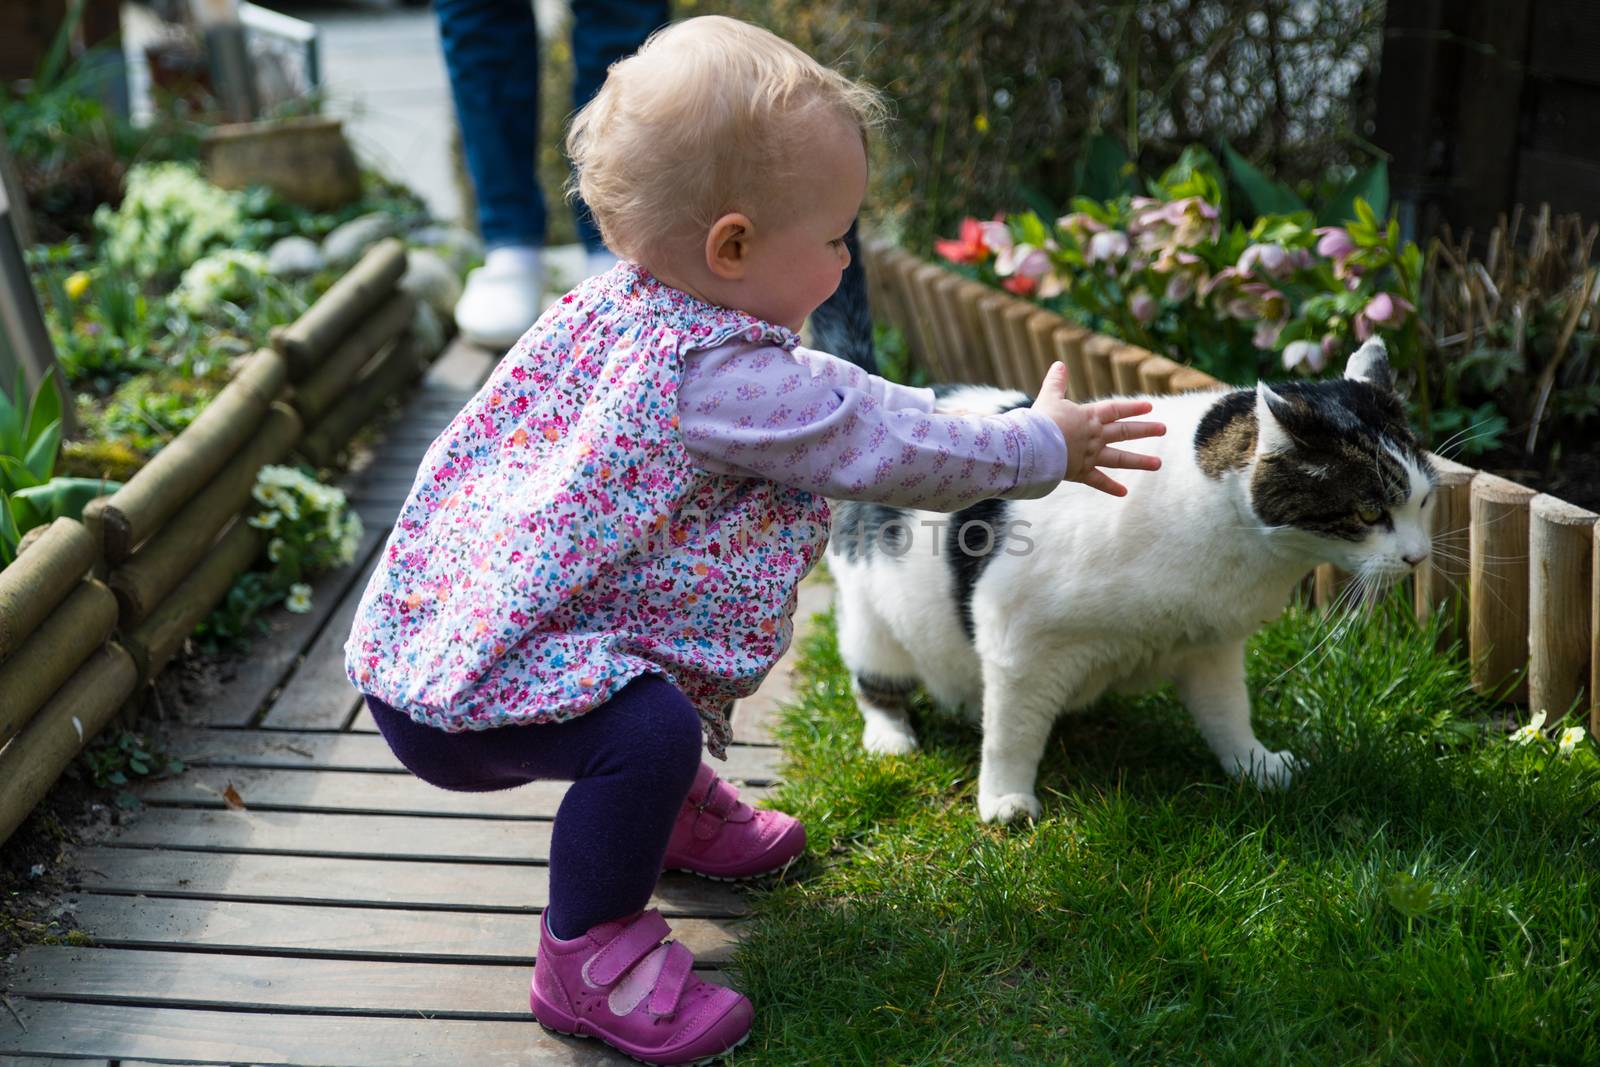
832 342 1435 823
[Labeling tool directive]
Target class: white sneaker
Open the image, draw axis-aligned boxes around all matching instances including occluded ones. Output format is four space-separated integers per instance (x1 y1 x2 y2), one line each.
584 248 621 279
454 246 545 350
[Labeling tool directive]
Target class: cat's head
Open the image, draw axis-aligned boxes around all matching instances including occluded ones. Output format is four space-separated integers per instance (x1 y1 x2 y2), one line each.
1196 339 1436 580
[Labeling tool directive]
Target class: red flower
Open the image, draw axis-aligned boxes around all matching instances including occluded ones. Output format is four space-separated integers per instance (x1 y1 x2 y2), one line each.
935 217 990 265
1001 274 1037 297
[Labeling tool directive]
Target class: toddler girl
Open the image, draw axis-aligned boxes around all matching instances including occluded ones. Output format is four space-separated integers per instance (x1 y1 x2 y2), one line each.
345 15 1163 1064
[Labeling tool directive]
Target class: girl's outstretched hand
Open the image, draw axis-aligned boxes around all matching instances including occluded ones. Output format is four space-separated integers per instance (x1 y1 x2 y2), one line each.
1031 361 1166 497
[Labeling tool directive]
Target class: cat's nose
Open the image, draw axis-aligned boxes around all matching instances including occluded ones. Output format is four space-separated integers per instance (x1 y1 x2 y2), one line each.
1402 551 1429 567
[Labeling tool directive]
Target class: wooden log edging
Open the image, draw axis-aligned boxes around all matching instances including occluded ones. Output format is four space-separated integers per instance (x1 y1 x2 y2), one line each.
1470 474 1537 702
0 642 139 845
0 518 97 659
0 578 117 746
270 238 408 379
867 243 1600 718
1415 453 1474 652
108 403 302 625
100 348 288 563
1528 495 1597 718
298 330 431 468
293 291 417 426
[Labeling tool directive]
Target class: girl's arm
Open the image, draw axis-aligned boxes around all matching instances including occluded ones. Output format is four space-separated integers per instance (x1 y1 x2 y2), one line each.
678 341 1066 512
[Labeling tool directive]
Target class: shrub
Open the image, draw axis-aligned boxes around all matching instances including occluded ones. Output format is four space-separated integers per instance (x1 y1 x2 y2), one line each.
700 0 1382 251
937 146 1421 391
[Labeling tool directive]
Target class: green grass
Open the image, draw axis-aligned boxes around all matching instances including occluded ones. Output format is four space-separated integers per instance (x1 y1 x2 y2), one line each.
729 593 1600 1065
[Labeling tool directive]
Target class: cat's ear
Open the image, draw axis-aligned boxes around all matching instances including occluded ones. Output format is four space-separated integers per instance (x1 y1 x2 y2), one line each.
1254 383 1294 455
1344 338 1394 391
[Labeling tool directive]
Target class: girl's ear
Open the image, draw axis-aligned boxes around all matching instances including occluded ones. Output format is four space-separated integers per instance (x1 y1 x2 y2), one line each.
705 213 753 280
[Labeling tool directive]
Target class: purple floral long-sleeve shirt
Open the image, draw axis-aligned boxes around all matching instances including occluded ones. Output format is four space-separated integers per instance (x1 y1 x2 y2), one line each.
676 342 1068 510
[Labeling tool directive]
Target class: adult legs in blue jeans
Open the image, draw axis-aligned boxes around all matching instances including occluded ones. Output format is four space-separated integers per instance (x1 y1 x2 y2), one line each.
365 673 702 939
432 0 670 252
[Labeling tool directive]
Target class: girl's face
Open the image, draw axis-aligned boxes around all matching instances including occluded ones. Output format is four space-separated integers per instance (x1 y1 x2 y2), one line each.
733 113 868 331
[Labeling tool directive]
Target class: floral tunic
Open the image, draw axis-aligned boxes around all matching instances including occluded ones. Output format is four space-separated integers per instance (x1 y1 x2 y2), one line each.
345 263 1066 757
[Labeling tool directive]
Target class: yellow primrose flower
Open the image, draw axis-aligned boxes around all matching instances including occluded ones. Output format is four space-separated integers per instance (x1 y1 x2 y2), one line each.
267 537 286 563
1509 709 1547 746
285 583 313 613
247 510 281 530
65 271 92 301
1557 726 1585 758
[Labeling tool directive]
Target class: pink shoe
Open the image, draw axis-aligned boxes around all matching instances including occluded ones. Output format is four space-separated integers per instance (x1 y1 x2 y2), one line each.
663 763 806 881
531 908 752 1065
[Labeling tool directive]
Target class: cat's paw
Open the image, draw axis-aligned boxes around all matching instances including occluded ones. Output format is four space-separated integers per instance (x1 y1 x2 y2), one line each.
979 791 1042 824
861 717 919 755
1230 748 1300 790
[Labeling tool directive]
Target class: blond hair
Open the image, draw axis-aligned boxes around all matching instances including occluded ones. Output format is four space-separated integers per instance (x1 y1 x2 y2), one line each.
566 16 885 262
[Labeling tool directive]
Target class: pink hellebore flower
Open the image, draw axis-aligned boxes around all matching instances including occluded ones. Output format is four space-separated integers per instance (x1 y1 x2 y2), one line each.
1314 226 1356 261
1253 318 1286 350
1238 243 1293 279
1354 292 1414 341
1365 291 1414 327
1282 339 1327 374
978 220 1013 257
935 217 990 265
1240 282 1288 321
1129 289 1157 323
1086 230 1130 264
1056 212 1106 237
1165 272 1196 302
995 243 1063 299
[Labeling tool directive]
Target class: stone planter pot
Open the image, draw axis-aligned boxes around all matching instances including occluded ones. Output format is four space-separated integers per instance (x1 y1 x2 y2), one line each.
201 115 362 210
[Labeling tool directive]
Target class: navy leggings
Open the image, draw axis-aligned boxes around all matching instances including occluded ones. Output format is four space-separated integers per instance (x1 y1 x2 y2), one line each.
365 674 702 939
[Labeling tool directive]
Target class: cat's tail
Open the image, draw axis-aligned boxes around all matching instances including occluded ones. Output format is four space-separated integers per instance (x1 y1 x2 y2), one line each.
807 221 877 373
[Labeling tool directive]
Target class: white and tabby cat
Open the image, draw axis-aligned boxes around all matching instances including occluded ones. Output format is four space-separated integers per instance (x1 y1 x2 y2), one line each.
828 339 1436 823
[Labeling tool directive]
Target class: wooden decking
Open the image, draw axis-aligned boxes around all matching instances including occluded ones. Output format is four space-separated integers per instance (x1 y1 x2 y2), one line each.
0 340 829 1065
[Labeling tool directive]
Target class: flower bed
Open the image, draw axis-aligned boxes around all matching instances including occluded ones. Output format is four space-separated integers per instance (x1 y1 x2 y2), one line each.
927 147 1600 510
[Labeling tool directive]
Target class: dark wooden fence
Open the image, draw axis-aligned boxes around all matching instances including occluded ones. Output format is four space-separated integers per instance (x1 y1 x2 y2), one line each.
1378 0 1600 241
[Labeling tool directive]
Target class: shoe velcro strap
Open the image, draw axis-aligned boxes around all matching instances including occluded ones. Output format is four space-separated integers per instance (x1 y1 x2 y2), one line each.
588 909 671 986
647 940 696 1016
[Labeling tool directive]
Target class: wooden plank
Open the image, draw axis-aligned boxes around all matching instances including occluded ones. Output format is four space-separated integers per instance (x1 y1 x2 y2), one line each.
108 807 554 861
419 336 496 393
71 894 742 961
259 548 384 729
156 727 783 783
202 524 384 727
0 1000 609 1067
8 947 731 1020
134 765 774 820
72 847 751 916
732 577 832 745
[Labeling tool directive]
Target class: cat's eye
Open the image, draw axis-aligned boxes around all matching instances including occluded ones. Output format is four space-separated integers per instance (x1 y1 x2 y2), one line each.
1357 507 1385 525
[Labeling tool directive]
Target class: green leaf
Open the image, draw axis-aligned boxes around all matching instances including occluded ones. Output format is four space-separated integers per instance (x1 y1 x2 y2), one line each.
25 374 62 450
22 418 60 482
1223 144 1307 219
1354 197 1379 231
1075 131 1136 201
1320 162 1389 227
0 488 18 567
0 455 40 493
0 370 22 458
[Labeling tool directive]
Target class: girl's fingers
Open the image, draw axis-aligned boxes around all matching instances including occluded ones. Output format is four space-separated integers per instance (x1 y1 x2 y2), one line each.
1039 361 1070 399
1097 447 1162 471
1102 420 1166 443
1090 398 1155 421
1084 469 1128 496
